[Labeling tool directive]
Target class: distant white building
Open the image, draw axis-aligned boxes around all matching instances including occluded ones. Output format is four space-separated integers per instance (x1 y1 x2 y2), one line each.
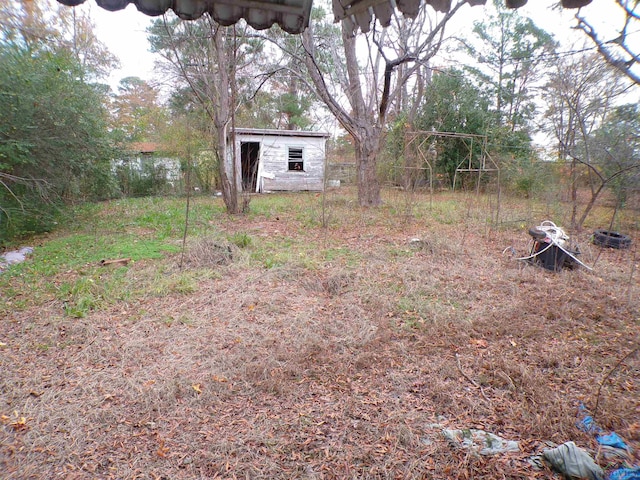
232 128 330 193
114 142 181 184
111 142 182 196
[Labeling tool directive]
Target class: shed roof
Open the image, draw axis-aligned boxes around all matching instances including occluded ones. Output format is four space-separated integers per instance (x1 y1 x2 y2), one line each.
234 128 330 138
57 0 591 35
129 141 161 153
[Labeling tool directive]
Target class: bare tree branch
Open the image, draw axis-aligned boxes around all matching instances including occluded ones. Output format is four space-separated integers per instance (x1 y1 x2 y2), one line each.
575 4 640 85
0 172 51 221
300 27 356 138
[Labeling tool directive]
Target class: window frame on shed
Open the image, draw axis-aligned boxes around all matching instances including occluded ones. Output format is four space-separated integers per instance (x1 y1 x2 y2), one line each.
287 146 304 172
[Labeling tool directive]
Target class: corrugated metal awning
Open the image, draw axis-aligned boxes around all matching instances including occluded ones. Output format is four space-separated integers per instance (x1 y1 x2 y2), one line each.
333 0 591 33
57 0 592 35
57 0 313 34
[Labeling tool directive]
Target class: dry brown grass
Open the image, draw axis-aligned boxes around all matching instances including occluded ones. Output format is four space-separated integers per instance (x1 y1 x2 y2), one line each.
1 189 639 479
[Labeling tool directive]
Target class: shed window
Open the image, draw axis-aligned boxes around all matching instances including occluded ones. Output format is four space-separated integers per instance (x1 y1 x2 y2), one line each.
288 147 304 171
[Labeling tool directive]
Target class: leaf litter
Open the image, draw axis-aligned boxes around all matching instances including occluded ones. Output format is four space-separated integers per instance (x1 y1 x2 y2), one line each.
0 193 638 479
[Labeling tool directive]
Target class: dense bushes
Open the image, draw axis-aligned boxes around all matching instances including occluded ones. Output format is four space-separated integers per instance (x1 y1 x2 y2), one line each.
0 45 119 244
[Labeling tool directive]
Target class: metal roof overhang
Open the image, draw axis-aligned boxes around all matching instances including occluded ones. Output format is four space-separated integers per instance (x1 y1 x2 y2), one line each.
333 0 591 33
56 0 313 34
56 0 592 35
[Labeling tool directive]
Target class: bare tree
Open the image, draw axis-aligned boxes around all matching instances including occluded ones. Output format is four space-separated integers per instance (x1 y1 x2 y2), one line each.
149 16 262 214
542 51 635 230
300 3 472 207
0 0 118 78
574 1 640 86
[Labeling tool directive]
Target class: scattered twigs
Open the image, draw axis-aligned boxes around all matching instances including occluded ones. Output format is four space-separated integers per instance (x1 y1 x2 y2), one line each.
179 125 194 271
99 258 131 267
455 353 479 387
593 344 640 418
626 244 637 306
455 353 491 402
496 370 517 392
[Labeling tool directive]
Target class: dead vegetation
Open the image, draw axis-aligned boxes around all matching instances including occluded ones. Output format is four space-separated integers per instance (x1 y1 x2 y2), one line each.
1 189 638 479
181 237 235 268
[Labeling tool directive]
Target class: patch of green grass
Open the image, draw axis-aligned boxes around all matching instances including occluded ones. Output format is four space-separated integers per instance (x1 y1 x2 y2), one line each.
0 232 179 312
293 253 321 271
256 252 286 269
149 268 214 297
252 232 322 270
228 232 252 248
430 200 463 225
35 342 52 351
398 310 427 330
298 210 321 228
247 235 295 269
30 235 178 273
386 246 415 258
78 197 225 238
247 193 308 219
58 276 99 318
56 266 135 318
134 209 184 238
323 247 362 266
61 203 104 232
64 295 97 319
170 274 198 295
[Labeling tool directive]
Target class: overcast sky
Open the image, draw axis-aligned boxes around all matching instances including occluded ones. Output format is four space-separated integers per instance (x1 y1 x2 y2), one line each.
79 0 637 92
84 4 157 89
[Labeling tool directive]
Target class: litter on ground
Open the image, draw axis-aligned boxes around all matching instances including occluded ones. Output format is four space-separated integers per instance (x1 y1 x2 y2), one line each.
442 428 520 456
0 246 33 272
517 220 591 272
608 467 640 480
576 404 638 476
543 441 605 480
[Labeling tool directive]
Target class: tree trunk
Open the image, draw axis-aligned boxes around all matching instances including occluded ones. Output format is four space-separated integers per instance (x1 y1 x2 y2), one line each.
570 157 578 231
355 132 382 207
302 26 384 207
213 26 240 214
214 124 239 214
576 184 605 231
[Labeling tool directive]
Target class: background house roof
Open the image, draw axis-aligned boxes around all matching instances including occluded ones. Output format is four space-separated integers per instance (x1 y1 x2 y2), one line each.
129 141 160 154
57 0 591 34
234 128 330 138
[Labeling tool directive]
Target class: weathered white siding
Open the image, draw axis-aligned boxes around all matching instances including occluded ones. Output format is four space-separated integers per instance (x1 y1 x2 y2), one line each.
112 155 181 182
233 129 329 192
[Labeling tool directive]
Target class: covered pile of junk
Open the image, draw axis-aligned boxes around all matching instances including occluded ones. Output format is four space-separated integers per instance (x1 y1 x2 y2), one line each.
517 220 592 272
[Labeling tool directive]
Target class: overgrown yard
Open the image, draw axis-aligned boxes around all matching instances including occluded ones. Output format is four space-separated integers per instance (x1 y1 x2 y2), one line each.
1 189 638 479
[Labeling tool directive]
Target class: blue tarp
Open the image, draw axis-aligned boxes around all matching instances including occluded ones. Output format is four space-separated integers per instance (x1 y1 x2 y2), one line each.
609 468 640 480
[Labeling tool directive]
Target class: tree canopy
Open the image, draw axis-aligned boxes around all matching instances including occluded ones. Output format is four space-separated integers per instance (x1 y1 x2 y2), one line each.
463 0 556 132
0 1 119 243
415 68 493 186
111 76 167 144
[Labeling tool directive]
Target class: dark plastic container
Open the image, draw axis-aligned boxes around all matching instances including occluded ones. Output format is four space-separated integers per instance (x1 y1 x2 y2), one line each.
533 241 568 272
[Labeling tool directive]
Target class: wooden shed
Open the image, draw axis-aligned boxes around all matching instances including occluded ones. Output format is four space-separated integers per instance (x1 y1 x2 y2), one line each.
233 128 330 193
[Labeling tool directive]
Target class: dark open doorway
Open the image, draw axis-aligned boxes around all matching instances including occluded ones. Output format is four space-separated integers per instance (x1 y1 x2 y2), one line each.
240 142 260 192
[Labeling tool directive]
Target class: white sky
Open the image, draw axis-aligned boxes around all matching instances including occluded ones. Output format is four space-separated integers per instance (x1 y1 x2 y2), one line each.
80 3 157 89
78 0 638 95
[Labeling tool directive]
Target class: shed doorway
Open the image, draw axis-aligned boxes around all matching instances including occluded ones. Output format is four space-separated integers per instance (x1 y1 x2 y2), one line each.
240 141 260 192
